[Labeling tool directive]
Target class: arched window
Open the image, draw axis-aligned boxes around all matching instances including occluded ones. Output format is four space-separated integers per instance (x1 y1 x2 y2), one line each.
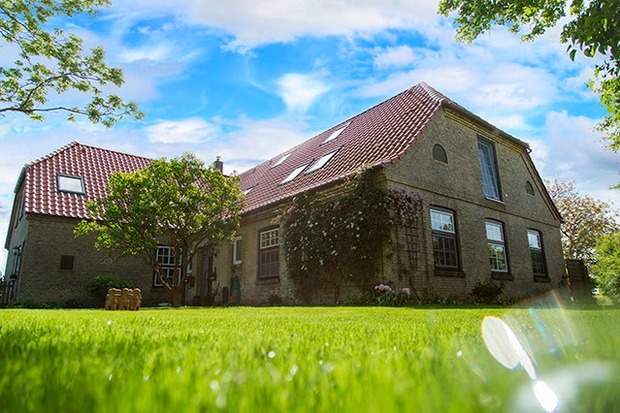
525 181 535 196
433 144 448 164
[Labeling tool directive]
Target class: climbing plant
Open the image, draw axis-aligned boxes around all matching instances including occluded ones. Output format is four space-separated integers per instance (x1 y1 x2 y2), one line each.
279 168 423 303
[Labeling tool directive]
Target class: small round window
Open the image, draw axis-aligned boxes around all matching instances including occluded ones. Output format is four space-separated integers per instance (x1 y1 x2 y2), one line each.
433 144 448 164
525 181 535 196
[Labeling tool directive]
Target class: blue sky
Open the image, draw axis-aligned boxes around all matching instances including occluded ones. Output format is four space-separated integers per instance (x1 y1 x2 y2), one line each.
1 0 618 272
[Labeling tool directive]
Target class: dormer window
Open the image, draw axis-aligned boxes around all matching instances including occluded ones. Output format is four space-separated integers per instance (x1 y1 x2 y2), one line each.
322 123 349 144
57 174 85 195
272 154 290 168
306 150 338 174
281 164 308 184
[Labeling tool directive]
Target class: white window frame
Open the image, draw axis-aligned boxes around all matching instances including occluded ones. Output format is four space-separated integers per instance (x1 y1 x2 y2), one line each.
306 150 338 174
477 138 501 201
528 229 547 279
233 235 243 265
154 245 180 287
281 164 308 184
57 174 85 195
430 208 459 270
272 154 290 168
322 123 349 144
259 228 280 279
485 220 508 273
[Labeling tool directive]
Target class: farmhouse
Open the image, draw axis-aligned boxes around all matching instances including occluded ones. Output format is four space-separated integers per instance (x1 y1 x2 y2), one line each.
3 82 564 306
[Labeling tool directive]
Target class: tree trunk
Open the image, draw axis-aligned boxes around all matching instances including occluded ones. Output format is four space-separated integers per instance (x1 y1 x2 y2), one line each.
171 285 183 307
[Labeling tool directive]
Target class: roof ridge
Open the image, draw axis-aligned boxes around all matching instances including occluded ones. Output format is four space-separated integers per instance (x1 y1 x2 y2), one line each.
27 141 152 167
244 82 440 175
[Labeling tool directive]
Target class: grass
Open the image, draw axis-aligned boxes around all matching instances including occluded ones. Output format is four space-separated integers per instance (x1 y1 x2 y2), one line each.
0 305 619 412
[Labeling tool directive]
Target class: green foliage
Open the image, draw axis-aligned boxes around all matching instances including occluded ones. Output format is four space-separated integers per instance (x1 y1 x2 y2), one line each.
346 284 417 307
0 0 143 126
279 168 423 302
75 153 244 301
592 232 620 302
438 0 620 146
546 178 618 262
84 275 133 299
0 307 619 412
469 280 504 304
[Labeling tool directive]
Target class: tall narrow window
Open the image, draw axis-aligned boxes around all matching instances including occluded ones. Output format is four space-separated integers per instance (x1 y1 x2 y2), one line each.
528 229 548 279
258 227 279 279
486 221 508 273
154 246 180 287
430 208 459 270
477 138 501 200
233 235 243 265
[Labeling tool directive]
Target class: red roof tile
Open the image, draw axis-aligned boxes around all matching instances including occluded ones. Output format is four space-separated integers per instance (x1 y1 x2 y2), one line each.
19 142 150 219
239 82 450 212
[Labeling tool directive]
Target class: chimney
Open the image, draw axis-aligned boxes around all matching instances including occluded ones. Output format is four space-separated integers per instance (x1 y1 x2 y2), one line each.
213 156 223 173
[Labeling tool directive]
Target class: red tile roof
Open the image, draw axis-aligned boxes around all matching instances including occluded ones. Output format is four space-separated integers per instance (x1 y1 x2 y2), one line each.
240 82 469 212
19 142 150 219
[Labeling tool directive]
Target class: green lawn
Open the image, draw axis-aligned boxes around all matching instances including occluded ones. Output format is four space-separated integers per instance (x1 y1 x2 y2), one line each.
0 305 618 412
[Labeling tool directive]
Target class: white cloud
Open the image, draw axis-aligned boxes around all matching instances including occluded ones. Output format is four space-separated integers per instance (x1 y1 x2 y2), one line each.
374 45 416 69
536 111 620 205
146 118 219 144
277 73 330 113
120 43 175 62
107 0 439 51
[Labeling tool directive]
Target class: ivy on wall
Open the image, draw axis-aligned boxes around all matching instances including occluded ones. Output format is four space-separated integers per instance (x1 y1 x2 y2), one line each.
279 168 423 303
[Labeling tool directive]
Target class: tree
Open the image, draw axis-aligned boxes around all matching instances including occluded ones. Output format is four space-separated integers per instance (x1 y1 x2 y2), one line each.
1 0 143 126
591 232 620 302
438 0 620 146
546 178 618 262
75 153 244 306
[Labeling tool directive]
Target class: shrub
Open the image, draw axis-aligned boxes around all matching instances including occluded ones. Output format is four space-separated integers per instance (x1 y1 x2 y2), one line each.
85 275 132 300
469 280 504 304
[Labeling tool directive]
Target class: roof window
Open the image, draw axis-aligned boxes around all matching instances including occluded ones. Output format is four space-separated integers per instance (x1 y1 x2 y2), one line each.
272 154 290 168
306 150 338 174
322 123 349 144
281 164 308 184
57 174 85 194
243 185 256 195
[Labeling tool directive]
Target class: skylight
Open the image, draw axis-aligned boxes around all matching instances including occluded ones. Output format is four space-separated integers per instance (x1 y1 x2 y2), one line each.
243 186 256 195
57 174 85 194
322 123 349 144
306 150 338 174
281 164 308 184
271 153 290 168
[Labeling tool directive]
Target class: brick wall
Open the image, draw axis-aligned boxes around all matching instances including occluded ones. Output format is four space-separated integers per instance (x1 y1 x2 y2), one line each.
14 214 171 307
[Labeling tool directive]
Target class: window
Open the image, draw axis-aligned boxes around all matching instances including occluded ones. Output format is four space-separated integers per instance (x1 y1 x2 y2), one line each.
60 255 75 271
154 246 180 287
477 138 501 200
433 144 448 163
322 123 349 144
57 174 85 194
430 208 459 270
528 229 548 279
306 150 338 174
243 185 256 195
233 236 243 265
11 245 23 278
272 154 290 168
281 164 308 184
258 228 279 279
486 221 508 273
525 181 535 196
